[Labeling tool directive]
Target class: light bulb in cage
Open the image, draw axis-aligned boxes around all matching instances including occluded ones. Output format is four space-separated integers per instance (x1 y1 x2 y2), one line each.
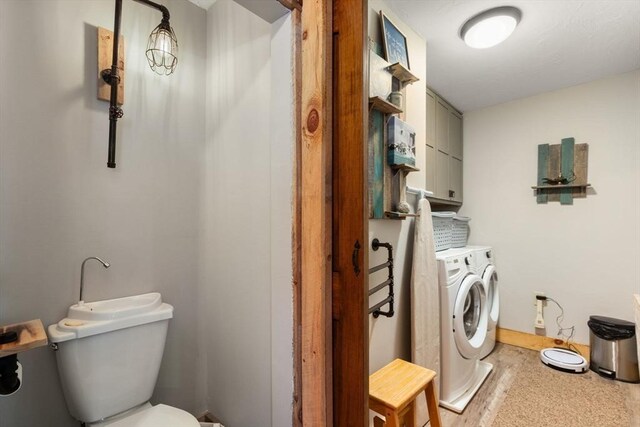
146 21 178 75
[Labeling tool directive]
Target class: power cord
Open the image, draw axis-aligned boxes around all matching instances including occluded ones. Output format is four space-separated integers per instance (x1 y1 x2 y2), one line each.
535 294 580 355
546 297 580 355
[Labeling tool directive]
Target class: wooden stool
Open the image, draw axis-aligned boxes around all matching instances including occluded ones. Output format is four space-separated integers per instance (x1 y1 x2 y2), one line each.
369 359 442 427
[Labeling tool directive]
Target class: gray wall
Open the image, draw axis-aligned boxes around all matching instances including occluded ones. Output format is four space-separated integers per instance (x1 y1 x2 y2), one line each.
461 70 640 344
269 13 295 427
0 1 293 426
202 1 293 425
0 0 207 426
367 0 427 373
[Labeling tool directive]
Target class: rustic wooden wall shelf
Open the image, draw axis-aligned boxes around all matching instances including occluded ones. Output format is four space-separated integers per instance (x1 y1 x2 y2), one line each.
0 319 48 358
369 96 403 115
391 163 419 172
385 211 419 220
384 212 420 220
531 183 591 190
426 196 462 209
387 63 419 86
368 50 421 219
535 138 589 205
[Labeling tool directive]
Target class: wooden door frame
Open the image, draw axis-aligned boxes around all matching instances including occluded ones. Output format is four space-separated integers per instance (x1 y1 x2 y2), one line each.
331 0 369 426
280 0 369 425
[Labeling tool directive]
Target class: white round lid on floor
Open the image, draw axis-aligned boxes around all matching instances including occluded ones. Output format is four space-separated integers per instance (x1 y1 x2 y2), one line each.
540 348 588 373
97 404 201 427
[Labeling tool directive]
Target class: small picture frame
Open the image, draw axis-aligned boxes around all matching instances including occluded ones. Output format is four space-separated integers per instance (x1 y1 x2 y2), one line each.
380 11 410 70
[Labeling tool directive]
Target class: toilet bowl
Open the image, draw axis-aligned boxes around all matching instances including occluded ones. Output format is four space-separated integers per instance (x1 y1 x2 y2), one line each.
48 293 199 427
89 403 199 427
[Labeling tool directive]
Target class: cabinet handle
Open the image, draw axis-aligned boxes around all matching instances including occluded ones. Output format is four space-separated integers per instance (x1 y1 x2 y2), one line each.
352 240 361 276
449 190 455 198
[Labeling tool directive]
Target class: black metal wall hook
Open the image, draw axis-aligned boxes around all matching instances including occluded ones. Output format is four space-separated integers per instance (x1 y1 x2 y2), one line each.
368 238 394 318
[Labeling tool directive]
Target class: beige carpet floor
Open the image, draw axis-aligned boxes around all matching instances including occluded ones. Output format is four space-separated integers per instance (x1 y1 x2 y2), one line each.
492 355 631 427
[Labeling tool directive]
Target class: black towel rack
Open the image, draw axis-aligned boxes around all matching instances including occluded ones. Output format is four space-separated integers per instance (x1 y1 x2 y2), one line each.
368 238 394 318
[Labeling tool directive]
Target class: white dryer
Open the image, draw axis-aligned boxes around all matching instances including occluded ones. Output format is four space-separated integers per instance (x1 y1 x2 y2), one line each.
470 246 499 359
437 248 493 413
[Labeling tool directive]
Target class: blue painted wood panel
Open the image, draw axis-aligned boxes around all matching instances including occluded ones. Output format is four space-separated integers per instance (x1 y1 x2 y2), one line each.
560 138 575 205
537 144 549 204
371 110 385 218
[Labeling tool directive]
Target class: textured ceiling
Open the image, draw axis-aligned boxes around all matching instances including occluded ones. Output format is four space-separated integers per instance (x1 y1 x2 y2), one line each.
386 0 640 112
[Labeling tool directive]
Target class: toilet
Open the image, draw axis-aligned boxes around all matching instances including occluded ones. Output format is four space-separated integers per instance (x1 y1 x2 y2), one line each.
47 293 200 427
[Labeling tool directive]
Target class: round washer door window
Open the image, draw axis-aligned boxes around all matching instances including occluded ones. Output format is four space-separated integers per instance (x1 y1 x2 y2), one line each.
453 274 488 359
483 265 499 328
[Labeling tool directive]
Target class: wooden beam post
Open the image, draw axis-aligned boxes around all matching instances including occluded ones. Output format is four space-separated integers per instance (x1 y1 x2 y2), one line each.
292 7 303 425
300 0 333 425
332 0 369 426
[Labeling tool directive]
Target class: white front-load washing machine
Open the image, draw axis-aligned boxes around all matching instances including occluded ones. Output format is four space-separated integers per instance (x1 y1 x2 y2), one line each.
470 246 499 359
437 248 493 413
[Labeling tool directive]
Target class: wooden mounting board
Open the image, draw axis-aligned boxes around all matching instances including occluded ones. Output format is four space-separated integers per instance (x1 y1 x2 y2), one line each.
98 27 125 105
0 319 48 358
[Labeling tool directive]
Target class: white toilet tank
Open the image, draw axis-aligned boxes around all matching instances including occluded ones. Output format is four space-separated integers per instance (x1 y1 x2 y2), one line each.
48 293 174 424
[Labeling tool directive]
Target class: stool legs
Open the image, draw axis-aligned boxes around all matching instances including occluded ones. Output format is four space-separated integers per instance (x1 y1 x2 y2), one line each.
383 409 401 427
403 402 416 427
425 381 442 427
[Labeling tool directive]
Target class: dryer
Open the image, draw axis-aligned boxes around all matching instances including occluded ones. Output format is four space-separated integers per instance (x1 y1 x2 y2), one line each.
437 248 493 413
470 246 499 359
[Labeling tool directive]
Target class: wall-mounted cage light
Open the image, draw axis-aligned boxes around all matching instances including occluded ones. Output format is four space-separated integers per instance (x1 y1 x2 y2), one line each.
102 0 178 168
146 20 179 75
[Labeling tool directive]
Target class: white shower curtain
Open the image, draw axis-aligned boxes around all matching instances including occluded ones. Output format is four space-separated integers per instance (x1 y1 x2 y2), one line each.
410 198 440 426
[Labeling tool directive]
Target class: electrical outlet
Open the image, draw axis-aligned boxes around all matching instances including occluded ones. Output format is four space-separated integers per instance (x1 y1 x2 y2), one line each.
534 296 545 329
534 292 547 306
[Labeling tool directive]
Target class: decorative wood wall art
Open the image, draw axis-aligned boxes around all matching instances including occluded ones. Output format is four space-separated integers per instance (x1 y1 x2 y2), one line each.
533 138 590 205
387 116 416 167
380 11 410 70
368 48 420 218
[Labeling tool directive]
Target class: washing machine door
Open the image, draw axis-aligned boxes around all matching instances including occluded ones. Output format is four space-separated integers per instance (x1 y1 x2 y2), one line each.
482 265 499 329
453 274 488 359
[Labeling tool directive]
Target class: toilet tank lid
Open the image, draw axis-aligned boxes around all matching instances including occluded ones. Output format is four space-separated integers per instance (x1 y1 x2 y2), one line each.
48 293 173 343
93 404 200 427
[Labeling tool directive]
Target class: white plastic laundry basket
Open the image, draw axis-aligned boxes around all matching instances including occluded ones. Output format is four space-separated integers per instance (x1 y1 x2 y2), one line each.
431 212 455 251
451 215 471 248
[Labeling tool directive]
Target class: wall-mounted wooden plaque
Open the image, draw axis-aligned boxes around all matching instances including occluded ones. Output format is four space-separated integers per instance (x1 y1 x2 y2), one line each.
97 27 125 105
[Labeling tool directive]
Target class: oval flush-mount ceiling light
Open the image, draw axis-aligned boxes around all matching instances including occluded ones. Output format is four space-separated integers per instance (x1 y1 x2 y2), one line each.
460 6 522 49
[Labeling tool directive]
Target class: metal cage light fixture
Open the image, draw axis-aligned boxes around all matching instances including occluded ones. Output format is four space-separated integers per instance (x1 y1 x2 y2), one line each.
146 20 178 75
102 0 178 168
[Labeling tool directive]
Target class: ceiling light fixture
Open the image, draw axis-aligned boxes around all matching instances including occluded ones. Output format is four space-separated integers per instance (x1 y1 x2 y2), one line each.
101 0 179 168
460 6 521 49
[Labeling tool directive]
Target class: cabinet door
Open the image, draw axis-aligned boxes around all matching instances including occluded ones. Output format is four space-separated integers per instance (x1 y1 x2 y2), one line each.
449 111 463 160
426 90 436 148
436 99 449 154
425 143 436 194
436 150 449 199
425 90 437 194
449 157 463 202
